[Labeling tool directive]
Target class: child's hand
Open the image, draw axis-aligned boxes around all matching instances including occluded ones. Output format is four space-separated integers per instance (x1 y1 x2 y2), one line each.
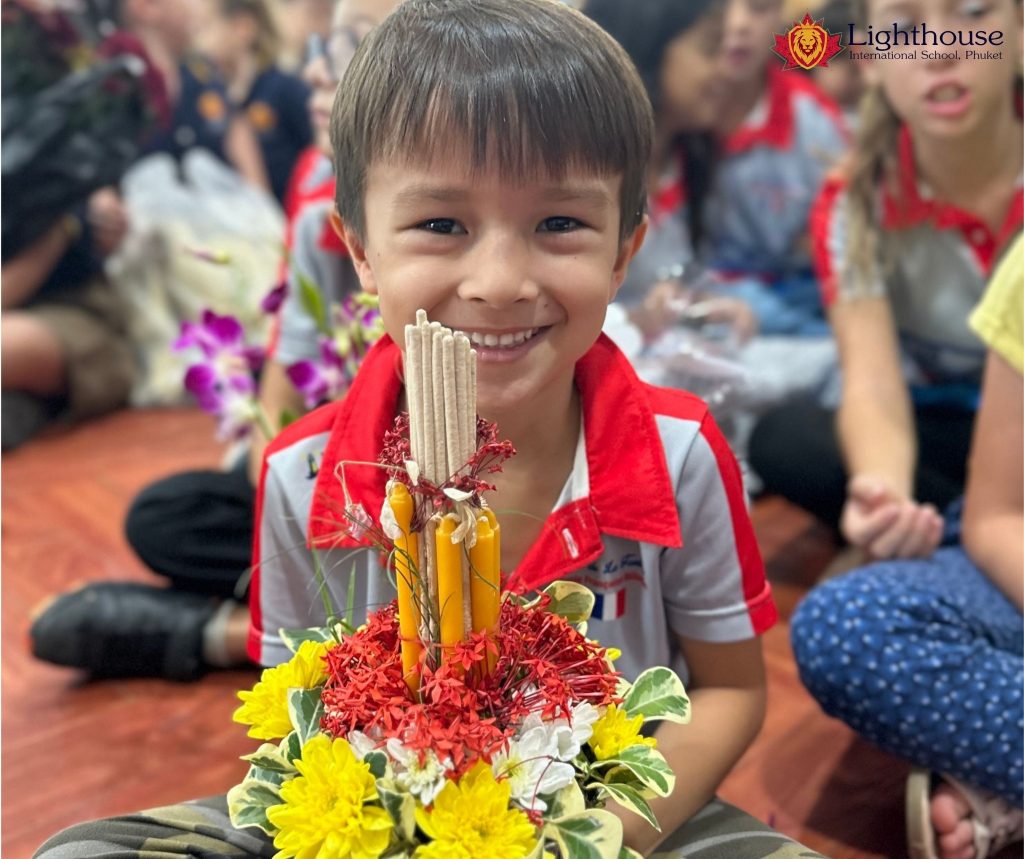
840 474 944 559
628 280 758 345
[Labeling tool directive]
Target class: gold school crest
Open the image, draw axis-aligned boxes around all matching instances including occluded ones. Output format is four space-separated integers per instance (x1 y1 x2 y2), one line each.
773 13 845 70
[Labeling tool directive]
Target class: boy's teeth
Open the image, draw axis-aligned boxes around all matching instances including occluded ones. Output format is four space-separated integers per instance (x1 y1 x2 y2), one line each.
468 328 538 348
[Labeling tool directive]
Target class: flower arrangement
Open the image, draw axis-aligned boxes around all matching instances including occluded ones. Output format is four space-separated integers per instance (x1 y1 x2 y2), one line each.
229 583 690 859
174 256 384 440
227 312 691 858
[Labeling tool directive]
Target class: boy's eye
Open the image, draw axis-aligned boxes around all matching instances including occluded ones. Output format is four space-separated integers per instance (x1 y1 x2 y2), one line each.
538 216 583 233
418 219 465 235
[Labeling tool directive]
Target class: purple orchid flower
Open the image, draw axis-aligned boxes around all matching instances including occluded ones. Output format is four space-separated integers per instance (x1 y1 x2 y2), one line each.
260 281 287 315
286 336 350 409
176 310 266 440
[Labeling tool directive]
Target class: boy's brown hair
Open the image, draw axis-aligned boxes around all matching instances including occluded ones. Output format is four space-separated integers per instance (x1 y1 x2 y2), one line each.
330 0 654 242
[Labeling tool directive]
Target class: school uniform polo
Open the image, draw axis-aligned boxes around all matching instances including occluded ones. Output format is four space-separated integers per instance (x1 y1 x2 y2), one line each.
705 65 849 281
147 56 232 164
248 334 776 682
812 125 1023 399
242 66 312 203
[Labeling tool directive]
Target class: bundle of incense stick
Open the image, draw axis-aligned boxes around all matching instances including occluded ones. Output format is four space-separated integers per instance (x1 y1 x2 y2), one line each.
404 309 477 643
387 310 501 690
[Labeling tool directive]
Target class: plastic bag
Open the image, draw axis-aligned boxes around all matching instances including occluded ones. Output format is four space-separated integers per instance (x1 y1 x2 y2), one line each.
107 150 285 405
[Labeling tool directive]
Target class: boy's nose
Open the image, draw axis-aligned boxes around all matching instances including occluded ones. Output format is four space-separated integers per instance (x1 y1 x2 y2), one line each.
458 236 540 307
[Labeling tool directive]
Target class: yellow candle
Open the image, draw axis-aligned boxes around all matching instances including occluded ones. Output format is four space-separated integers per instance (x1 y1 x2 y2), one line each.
469 514 500 673
435 515 464 660
484 507 501 583
388 483 421 692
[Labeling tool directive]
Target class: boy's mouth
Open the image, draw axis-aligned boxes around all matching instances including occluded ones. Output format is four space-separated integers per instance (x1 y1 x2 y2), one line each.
465 327 541 349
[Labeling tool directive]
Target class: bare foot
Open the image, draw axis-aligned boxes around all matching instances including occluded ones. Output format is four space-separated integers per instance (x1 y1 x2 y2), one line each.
931 782 975 859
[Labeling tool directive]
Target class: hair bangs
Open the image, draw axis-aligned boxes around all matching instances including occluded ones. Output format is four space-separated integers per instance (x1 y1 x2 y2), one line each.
332 0 653 241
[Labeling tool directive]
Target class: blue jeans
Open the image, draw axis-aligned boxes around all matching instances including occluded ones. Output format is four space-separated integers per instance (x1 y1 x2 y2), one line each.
792 547 1023 805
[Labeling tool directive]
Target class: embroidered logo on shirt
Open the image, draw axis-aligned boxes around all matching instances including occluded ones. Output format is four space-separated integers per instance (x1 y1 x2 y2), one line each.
582 553 643 622
773 14 844 70
247 101 277 132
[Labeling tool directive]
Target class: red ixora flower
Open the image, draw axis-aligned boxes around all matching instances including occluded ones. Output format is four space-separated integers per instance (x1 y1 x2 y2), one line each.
378 413 515 531
319 596 619 778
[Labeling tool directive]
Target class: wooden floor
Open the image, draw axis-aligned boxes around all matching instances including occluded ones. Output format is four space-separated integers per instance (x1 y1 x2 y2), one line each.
3 408 913 858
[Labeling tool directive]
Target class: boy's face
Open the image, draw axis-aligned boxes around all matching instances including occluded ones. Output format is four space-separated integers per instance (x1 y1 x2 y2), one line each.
719 0 784 85
305 0 401 154
343 157 645 417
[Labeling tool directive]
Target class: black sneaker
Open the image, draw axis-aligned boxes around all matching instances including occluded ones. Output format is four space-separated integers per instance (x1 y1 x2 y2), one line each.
30 583 218 681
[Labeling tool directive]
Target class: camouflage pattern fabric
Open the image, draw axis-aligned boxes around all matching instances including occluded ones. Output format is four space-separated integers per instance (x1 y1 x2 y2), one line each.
36 795 827 859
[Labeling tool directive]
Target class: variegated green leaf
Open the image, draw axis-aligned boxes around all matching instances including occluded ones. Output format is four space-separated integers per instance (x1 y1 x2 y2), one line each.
543 810 623 859
591 747 675 797
279 626 333 653
619 848 644 859
226 779 283 835
621 667 690 725
365 750 388 778
288 687 324 745
547 780 586 820
280 731 302 763
377 779 416 842
588 781 659 830
241 742 297 775
543 581 595 624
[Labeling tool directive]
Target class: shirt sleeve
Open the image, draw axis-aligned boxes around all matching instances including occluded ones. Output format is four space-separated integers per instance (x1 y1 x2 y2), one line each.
810 173 885 307
969 235 1024 374
272 199 360 364
660 412 776 643
247 433 329 667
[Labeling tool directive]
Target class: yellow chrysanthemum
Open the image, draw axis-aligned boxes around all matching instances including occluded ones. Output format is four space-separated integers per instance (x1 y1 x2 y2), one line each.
267 734 392 859
588 704 657 760
414 761 538 859
233 640 332 740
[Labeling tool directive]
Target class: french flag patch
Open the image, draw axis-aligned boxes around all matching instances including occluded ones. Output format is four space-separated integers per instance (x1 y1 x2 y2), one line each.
591 588 626 621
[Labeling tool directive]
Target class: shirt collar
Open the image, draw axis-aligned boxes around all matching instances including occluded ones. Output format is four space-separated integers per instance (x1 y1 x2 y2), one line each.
722 64 794 155
307 333 682 591
883 125 1024 275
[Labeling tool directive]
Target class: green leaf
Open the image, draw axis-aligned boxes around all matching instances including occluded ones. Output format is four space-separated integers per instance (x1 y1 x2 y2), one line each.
547 780 586 820
287 688 324 745
591 747 675 798
226 779 283 835
543 810 623 859
588 781 659 830
297 271 330 334
621 667 690 725
542 580 595 624
365 750 388 778
377 779 416 842
618 848 644 859
279 626 333 653
242 743 297 775
280 731 302 763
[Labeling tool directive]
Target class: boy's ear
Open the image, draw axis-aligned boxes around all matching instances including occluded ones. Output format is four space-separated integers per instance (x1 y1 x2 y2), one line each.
331 210 378 295
609 215 648 300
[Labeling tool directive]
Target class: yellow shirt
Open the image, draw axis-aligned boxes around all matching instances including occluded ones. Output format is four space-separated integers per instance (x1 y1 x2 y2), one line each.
970 236 1024 375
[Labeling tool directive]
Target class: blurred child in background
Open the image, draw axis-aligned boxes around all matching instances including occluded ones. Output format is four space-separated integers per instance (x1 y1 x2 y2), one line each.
810 0 865 130
750 0 1022 560
31 0 400 683
125 0 271 190
704 0 849 336
792 236 1023 859
268 0 333 70
196 0 313 202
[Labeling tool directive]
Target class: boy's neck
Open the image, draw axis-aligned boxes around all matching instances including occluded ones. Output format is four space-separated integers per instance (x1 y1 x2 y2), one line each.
913 109 1023 231
716 72 766 137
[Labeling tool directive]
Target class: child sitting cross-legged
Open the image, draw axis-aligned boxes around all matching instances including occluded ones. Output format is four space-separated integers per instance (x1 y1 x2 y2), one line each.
36 1 824 855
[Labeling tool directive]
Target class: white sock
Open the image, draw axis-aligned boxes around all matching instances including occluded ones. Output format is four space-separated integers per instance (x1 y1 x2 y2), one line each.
202 599 239 668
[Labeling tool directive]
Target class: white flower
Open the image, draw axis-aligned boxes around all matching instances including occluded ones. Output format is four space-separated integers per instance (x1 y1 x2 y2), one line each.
346 730 377 760
493 725 576 812
517 702 599 762
379 492 402 540
385 738 452 805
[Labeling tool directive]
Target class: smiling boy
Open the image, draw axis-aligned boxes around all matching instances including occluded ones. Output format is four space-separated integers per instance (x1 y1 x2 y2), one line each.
37 1 824 856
